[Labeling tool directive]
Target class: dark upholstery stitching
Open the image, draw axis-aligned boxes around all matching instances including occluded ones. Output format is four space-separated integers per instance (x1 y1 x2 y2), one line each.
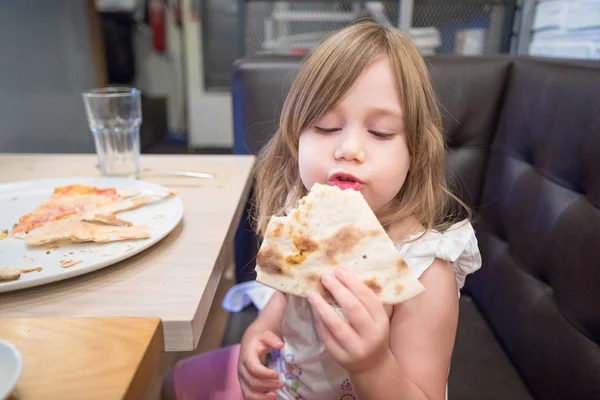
507 243 550 286
447 145 490 150
490 146 584 194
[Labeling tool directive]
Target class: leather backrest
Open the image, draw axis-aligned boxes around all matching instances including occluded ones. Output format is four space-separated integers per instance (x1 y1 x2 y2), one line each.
231 56 510 210
231 56 301 156
469 58 600 399
426 56 510 208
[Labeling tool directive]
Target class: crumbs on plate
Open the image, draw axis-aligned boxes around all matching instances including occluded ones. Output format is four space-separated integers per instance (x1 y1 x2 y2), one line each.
60 259 82 268
20 265 43 273
46 243 60 254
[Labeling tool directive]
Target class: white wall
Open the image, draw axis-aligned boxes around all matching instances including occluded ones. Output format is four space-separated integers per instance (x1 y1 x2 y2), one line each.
182 0 234 148
133 4 186 136
133 0 234 148
0 0 96 153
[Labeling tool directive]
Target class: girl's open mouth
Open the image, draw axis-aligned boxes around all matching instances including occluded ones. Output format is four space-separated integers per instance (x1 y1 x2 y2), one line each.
328 173 363 191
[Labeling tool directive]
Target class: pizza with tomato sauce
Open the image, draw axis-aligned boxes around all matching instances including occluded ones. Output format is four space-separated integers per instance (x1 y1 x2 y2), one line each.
0 183 179 283
11 184 132 236
9 184 177 246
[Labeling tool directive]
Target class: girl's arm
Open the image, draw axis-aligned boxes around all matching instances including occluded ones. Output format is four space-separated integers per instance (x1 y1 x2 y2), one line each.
349 258 459 400
244 290 288 338
238 291 288 400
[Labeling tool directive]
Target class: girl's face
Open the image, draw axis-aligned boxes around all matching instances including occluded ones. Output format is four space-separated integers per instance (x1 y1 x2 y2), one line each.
298 57 411 213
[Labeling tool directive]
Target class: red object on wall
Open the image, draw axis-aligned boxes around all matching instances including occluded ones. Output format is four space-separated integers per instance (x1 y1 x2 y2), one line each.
150 0 166 53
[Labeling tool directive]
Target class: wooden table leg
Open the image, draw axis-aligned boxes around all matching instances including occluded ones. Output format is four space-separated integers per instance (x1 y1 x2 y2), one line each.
144 265 236 400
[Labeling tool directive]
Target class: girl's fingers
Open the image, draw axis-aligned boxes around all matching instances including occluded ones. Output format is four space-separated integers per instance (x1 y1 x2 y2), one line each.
335 268 388 323
259 331 284 349
314 312 347 362
243 355 278 380
307 291 359 349
240 382 277 400
321 273 374 333
256 331 284 361
240 364 283 391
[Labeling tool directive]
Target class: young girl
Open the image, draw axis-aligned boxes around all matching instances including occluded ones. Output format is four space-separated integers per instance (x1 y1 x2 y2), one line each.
168 22 481 400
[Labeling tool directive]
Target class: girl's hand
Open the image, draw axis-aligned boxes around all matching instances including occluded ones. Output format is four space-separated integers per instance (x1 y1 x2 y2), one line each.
238 329 284 400
308 267 391 375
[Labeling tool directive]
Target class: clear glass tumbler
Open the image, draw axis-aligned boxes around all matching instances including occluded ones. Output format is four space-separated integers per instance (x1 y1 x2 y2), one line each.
82 87 142 178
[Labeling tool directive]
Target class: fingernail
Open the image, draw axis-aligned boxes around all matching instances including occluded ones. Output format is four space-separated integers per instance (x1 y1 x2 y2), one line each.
322 274 334 284
335 267 347 277
307 292 317 302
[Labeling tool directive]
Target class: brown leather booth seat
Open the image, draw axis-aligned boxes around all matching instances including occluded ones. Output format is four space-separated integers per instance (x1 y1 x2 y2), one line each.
229 55 600 399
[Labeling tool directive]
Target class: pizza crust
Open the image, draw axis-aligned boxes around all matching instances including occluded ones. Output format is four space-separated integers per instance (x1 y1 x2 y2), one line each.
26 220 150 246
84 189 178 218
0 266 22 281
256 184 425 305
82 214 133 226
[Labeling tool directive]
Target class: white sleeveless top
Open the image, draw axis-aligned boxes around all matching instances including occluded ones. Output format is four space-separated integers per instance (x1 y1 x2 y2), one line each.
261 220 482 400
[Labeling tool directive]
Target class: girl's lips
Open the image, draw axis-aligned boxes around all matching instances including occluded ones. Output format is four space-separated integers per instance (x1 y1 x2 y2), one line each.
328 173 364 191
329 179 363 191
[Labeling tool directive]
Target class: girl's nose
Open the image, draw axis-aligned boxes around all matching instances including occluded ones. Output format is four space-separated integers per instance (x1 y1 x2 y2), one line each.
333 128 365 163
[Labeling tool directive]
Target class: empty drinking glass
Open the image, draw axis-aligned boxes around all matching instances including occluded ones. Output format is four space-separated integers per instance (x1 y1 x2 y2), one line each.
82 87 142 178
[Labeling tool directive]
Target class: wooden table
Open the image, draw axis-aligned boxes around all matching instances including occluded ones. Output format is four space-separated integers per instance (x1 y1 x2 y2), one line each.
0 317 163 400
0 154 255 352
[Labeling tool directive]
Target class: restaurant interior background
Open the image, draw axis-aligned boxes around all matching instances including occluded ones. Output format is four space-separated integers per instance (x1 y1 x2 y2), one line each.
1 0 599 154
1 1 600 399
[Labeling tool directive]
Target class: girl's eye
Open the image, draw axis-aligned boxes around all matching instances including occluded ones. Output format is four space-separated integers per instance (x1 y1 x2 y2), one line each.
314 126 340 134
369 130 395 139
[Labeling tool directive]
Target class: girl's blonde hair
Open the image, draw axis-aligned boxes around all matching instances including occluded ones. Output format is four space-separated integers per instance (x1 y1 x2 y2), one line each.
254 22 469 236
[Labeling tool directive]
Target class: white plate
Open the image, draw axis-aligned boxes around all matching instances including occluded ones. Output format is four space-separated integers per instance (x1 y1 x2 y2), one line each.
0 339 22 399
0 177 183 293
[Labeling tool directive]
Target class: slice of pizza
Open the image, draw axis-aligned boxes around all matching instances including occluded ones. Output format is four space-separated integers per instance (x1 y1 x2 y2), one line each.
81 188 179 219
25 219 150 246
255 184 425 305
11 184 139 236
20 186 178 246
